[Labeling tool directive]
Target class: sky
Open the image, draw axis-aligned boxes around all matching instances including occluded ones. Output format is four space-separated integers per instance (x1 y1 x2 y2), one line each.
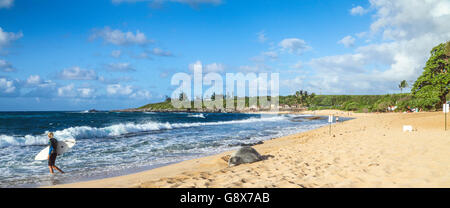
0 0 449 111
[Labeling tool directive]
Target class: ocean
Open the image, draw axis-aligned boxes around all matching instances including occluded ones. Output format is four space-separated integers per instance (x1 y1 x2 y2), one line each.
0 111 340 187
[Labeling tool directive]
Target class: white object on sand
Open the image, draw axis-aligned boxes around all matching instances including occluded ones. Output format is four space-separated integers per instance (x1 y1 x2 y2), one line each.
403 125 413 132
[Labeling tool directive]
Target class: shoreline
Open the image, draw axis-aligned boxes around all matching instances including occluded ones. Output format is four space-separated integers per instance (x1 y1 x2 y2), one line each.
44 111 328 188
48 110 450 188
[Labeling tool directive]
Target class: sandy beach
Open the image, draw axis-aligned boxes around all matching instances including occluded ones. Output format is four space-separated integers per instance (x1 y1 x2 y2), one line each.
49 110 450 188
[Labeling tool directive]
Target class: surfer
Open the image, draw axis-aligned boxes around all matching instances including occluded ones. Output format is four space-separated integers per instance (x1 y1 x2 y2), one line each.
47 132 64 174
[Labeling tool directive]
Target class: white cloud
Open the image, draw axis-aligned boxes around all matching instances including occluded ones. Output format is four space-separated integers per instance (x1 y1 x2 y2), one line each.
355 32 367 39
0 77 16 94
151 48 173 57
77 88 96 98
23 79 57 98
91 27 150 46
291 61 303 69
350 6 368 16
303 0 450 94
431 0 450 17
279 38 310 54
0 27 22 49
130 89 151 99
262 51 278 59
24 75 58 94
338 35 356 47
107 84 133 96
26 75 42 85
310 53 366 74
57 84 96 98
58 66 98 80
0 75 148 100
106 83 151 99
307 38 434 93
111 50 122 58
257 31 267 43
106 62 136 72
250 51 278 63
188 60 200 72
98 76 134 84
57 84 75 97
0 59 15 72
239 65 259 73
133 52 153 60
189 61 225 73
0 0 13 9
369 0 450 40
281 75 305 93
204 62 225 73
159 71 169 78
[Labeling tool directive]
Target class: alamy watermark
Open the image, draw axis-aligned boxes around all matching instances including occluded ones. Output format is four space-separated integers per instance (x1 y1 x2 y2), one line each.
170 62 279 112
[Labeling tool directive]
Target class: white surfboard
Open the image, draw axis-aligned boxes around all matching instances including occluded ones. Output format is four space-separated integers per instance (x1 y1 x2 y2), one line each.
34 139 76 161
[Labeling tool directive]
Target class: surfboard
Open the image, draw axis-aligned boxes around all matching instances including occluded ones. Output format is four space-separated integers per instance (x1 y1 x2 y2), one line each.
34 139 76 161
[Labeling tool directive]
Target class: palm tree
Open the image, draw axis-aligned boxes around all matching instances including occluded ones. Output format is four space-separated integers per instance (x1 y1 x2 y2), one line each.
294 90 313 106
398 80 408 93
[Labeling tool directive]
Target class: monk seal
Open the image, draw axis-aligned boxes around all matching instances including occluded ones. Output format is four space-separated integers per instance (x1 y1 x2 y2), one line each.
228 146 263 167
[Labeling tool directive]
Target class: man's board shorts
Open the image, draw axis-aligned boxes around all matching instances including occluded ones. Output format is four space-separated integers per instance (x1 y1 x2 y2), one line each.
48 153 57 166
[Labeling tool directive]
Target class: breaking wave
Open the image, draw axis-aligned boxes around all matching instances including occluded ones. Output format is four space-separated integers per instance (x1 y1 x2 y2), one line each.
187 113 205 118
0 116 285 148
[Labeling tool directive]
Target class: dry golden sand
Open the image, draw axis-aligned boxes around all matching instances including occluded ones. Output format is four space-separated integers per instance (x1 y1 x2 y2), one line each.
49 111 450 188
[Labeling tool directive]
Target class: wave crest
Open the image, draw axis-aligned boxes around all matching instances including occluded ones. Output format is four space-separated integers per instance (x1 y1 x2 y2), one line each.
0 116 285 148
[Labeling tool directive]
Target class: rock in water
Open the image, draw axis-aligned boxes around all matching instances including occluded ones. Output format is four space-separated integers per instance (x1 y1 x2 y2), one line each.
228 146 263 166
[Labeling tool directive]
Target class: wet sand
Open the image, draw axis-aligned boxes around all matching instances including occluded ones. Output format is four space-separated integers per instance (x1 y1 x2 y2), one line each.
49 111 450 188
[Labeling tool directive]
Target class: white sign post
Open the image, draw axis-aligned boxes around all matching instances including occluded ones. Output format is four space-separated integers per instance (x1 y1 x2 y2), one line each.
328 115 333 135
444 104 449 131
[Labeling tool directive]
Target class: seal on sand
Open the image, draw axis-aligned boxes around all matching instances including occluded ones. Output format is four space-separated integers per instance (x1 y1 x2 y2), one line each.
228 146 263 167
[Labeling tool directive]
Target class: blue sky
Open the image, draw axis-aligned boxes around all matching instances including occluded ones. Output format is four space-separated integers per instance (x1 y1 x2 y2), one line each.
0 0 449 110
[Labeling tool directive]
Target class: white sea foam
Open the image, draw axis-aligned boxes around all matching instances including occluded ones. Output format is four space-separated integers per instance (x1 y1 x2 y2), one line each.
0 116 286 148
187 113 205 118
0 134 48 148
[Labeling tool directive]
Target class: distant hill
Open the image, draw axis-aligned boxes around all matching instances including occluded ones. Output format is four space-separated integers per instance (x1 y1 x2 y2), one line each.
138 100 177 110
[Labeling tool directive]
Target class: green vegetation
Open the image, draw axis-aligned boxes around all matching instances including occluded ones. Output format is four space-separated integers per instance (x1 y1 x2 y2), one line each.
139 93 412 112
138 92 449 112
139 100 176 110
278 90 315 107
307 94 412 112
411 41 450 109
